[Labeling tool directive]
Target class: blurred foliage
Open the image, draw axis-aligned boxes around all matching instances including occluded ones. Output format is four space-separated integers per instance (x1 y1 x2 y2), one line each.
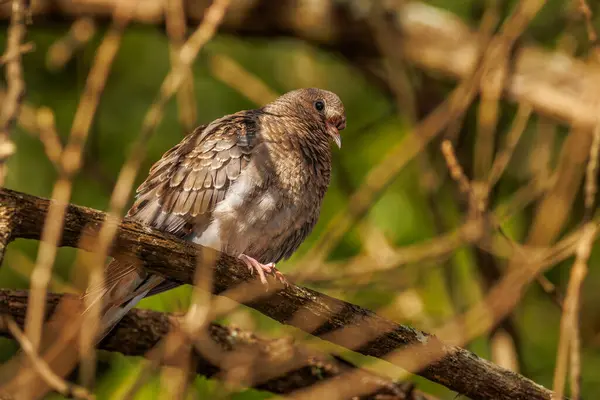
2 0 600 398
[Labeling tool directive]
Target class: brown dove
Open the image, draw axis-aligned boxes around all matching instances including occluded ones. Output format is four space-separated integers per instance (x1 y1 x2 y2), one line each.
85 88 346 336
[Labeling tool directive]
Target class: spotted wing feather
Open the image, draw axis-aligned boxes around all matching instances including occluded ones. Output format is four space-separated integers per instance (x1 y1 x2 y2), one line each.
128 113 258 236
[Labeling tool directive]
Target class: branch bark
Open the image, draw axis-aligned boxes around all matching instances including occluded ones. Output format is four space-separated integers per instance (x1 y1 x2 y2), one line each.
0 201 13 264
0 188 559 400
0 289 427 400
1 1 599 129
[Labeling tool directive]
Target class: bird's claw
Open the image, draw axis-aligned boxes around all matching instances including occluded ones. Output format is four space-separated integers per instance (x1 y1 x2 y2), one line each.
238 254 289 288
263 262 289 287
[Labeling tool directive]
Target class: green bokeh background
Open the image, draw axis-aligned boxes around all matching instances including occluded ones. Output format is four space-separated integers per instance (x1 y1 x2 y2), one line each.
2 1 600 398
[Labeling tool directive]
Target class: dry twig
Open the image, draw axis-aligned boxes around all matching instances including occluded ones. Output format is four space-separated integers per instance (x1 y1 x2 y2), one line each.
35 107 63 167
209 53 279 104
165 0 196 132
0 0 27 186
552 223 595 399
46 17 96 71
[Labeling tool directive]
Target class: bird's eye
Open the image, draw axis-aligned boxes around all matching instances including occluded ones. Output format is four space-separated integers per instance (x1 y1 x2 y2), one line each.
314 100 325 112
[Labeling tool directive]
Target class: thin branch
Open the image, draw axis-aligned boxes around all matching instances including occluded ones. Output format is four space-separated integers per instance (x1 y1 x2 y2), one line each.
35 107 63 168
0 42 34 64
584 121 600 220
165 0 197 132
0 0 27 186
0 188 559 400
46 17 96 71
488 103 533 187
208 53 279 104
552 223 595 398
0 289 429 400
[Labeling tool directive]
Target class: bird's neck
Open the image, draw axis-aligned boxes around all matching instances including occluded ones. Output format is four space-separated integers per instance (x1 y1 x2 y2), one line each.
259 114 332 201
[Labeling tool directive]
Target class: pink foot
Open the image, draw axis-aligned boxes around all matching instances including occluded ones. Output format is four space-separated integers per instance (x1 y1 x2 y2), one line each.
238 254 288 287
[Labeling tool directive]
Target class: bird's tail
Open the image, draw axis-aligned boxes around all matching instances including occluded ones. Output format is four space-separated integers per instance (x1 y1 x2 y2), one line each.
82 259 165 341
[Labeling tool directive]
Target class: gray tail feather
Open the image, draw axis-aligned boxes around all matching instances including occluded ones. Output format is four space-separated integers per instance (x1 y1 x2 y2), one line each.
96 289 150 342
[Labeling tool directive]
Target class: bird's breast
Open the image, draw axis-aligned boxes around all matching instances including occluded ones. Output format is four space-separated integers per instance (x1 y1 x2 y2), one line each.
191 154 324 263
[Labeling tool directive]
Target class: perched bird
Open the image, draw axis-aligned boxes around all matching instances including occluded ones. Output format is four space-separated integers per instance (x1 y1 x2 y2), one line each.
85 87 346 335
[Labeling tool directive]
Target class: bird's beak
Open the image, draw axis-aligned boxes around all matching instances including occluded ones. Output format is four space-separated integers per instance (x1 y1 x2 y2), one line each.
332 132 342 149
328 117 346 149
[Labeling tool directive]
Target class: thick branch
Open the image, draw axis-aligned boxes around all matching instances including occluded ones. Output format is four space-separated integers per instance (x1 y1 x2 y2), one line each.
0 289 425 400
1 1 599 129
0 201 13 264
0 188 558 400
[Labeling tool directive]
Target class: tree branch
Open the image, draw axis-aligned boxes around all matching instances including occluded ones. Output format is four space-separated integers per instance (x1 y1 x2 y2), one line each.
0 1 598 129
0 188 558 400
0 200 13 264
0 289 427 400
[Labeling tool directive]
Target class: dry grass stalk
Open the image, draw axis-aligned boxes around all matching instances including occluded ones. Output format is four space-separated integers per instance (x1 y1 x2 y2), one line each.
576 0 597 54
156 249 217 398
46 17 96 71
0 0 27 186
0 42 34 64
441 140 470 194
491 329 520 372
552 223 595 399
584 119 600 219
209 53 279 104
488 103 533 186
569 320 583 400
35 107 63 168
473 1 502 180
166 0 197 132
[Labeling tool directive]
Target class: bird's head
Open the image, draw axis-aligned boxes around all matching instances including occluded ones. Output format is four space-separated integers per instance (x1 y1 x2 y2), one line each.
265 88 346 148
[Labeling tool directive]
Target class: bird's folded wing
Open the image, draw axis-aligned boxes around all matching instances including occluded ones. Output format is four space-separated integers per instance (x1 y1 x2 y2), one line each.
128 112 258 236
83 113 259 304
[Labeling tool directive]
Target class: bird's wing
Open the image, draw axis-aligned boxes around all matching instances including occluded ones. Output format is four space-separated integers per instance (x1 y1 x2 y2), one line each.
84 113 259 315
128 113 257 235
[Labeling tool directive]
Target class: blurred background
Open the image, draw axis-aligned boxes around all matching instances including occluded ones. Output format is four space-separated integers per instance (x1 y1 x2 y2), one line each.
1 0 600 398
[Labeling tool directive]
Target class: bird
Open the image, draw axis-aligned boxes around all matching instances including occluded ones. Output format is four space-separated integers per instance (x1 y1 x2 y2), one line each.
84 87 347 337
